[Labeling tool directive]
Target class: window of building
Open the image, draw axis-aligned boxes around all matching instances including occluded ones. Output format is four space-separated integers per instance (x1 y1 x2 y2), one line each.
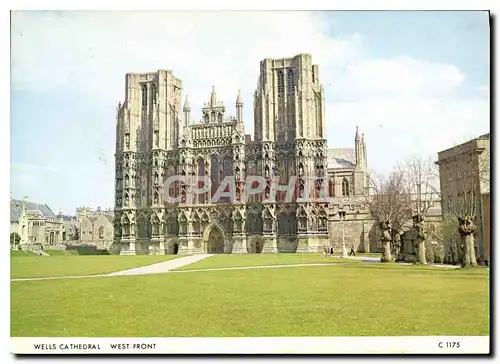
312 67 315 83
342 178 349 196
198 159 206 204
99 226 105 239
151 83 157 105
141 84 147 107
277 70 284 97
211 155 219 199
287 69 294 95
329 178 335 198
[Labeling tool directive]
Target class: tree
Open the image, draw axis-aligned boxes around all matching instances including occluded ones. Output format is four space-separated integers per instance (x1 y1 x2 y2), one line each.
398 156 440 264
365 171 413 262
432 216 460 265
10 232 21 246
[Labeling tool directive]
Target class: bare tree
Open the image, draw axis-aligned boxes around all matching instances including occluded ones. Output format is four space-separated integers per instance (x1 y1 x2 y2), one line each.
398 156 440 264
365 171 413 262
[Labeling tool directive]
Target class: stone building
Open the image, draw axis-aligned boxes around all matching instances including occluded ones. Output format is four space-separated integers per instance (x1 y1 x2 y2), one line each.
10 197 63 248
113 54 374 255
435 133 490 261
60 207 114 246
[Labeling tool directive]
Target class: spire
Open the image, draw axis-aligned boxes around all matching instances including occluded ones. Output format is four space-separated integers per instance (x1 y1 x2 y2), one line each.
183 95 191 111
210 86 217 106
236 89 243 106
355 126 360 141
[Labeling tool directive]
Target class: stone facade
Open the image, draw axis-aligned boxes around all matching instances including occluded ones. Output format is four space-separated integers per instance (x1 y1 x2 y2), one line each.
113 54 373 255
436 133 490 261
10 197 63 248
60 207 114 246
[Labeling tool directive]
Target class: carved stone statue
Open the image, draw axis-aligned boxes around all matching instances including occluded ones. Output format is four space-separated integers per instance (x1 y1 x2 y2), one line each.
298 164 304 177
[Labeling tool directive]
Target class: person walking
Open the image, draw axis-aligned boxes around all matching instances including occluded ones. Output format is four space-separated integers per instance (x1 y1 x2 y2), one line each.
349 245 356 257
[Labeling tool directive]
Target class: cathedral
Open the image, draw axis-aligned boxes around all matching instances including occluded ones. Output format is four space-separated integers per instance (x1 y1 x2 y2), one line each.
113 54 374 255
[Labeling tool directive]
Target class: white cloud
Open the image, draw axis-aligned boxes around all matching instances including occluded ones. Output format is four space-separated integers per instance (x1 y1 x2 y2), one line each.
11 10 489 182
329 56 466 100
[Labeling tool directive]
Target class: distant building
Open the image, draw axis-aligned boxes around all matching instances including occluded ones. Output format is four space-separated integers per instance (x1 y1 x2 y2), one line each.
435 133 490 261
10 197 63 247
59 207 114 246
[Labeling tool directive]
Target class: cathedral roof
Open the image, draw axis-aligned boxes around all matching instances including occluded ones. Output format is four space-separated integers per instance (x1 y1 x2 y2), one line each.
327 148 356 169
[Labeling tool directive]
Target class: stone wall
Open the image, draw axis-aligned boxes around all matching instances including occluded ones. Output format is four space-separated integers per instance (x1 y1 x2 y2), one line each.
328 219 377 253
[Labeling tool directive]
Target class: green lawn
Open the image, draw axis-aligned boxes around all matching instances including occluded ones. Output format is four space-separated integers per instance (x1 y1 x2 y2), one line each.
175 253 347 271
11 263 489 337
10 255 181 279
10 250 36 257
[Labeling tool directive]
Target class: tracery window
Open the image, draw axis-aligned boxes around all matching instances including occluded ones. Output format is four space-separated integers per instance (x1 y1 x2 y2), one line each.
277 70 284 97
141 84 147 107
342 178 349 196
151 83 157 105
287 69 294 95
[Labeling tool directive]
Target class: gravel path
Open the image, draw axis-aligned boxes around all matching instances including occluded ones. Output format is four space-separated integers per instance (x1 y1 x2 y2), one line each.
107 254 214 276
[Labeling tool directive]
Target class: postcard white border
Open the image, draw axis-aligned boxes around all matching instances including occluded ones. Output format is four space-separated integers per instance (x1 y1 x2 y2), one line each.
10 336 490 355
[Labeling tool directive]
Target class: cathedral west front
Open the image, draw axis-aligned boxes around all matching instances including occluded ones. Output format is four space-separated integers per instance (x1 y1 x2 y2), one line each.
113 54 377 255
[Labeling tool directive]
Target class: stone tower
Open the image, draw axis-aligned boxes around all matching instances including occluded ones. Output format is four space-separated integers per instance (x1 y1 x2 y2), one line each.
252 54 329 252
114 70 183 254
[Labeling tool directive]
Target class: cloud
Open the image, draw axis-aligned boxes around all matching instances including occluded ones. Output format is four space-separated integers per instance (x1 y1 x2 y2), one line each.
11 11 365 122
328 56 466 100
10 11 490 210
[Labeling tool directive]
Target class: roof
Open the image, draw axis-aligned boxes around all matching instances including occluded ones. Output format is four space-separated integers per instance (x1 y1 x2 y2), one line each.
10 199 57 222
327 148 356 169
104 214 114 224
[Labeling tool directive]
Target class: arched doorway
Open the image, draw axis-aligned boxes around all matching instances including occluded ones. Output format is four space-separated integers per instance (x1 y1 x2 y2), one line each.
248 237 264 253
173 243 179 255
204 224 225 254
255 240 263 253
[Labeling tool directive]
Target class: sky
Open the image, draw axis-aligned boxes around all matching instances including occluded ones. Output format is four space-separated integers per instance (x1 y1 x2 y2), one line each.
10 10 490 214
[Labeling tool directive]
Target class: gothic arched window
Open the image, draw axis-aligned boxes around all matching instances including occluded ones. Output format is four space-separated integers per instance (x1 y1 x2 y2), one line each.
287 69 294 95
141 84 147 107
342 178 349 196
277 70 284 97
210 155 219 199
151 83 157 105
329 178 335 198
197 158 206 204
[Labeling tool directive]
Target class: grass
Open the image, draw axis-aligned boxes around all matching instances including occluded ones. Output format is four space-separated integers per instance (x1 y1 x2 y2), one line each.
356 252 382 258
10 255 181 279
11 262 489 337
175 253 347 271
10 250 36 257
